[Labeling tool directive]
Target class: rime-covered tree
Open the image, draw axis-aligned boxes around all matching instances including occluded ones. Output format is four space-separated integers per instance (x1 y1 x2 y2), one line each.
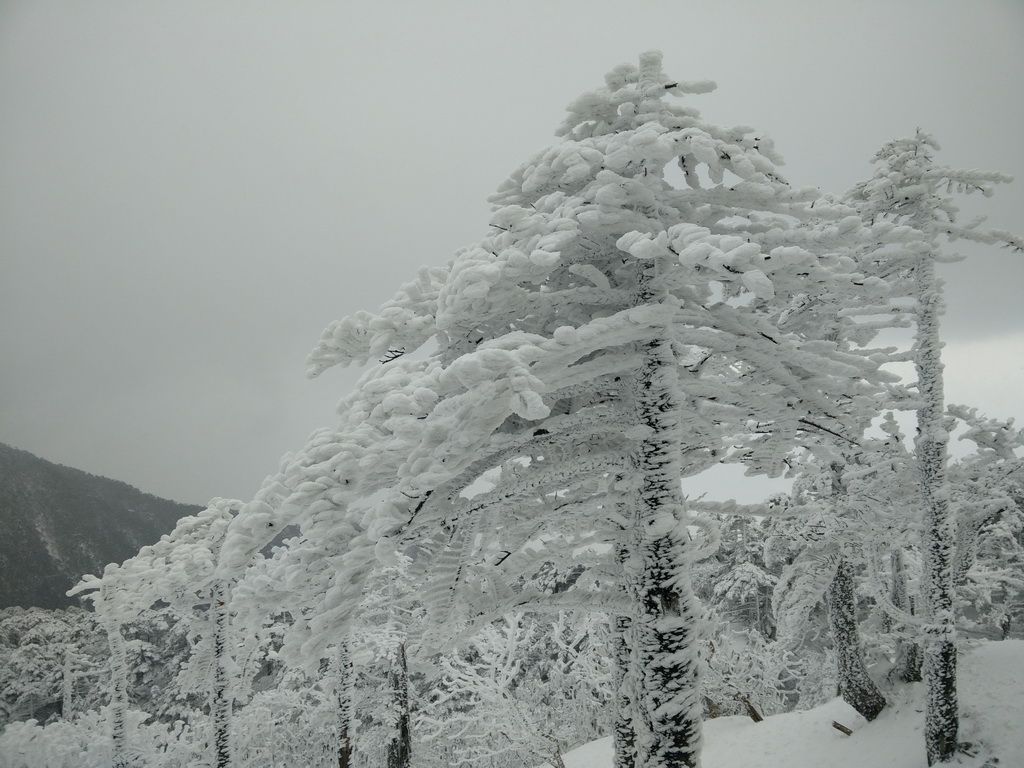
848 130 1021 764
226 51 901 768
948 406 1024 639
697 516 777 639
69 498 242 768
68 571 135 767
418 612 612 768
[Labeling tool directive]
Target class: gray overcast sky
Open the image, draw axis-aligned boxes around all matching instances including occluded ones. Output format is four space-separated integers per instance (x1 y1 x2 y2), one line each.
1 1 1022 505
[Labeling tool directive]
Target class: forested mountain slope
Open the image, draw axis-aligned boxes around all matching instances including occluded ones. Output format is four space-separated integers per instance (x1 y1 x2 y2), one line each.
0 443 201 609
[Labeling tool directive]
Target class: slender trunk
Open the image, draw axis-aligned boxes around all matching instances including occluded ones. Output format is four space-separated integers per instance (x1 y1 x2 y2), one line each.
825 558 886 721
914 254 958 764
613 614 637 768
106 620 130 768
335 639 353 768
763 590 776 640
269 717 276 768
385 642 411 768
61 645 75 721
212 580 232 768
825 462 886 720
629 251 702 768
891 549 922 683
906 597 924 679
736 695 764 723
754 587 763 636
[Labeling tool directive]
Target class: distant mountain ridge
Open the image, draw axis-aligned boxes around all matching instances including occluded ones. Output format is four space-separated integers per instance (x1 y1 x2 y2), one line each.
0 443 202 609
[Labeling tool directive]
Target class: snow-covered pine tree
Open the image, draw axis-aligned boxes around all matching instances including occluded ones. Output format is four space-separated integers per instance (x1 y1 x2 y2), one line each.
69 498 242 768
947 406 1024 639
848 131 1021 764
224 51 899 768
698 516 777 639
68 573 134 767
400 52 900 767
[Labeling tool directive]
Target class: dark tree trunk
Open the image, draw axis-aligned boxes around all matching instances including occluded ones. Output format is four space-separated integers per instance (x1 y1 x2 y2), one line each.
335 639 353 768
106 619 131 768
825 462 886 721
212 581 231 768
924 641 958 765
825 558 886 721
612 614 636 768
891 549 922 683
913 253 958 764
737 695 764 723
628 249 703 768
61 647 75 721
385 642 411 768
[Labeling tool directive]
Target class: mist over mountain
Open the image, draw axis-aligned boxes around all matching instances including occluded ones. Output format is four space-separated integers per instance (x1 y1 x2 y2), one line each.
0 443 201 609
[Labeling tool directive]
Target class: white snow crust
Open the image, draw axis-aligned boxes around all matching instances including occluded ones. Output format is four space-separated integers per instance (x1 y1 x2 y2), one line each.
544 640 1024 768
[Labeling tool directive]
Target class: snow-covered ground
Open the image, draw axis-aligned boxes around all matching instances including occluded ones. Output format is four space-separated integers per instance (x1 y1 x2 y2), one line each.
551 640 1024 768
